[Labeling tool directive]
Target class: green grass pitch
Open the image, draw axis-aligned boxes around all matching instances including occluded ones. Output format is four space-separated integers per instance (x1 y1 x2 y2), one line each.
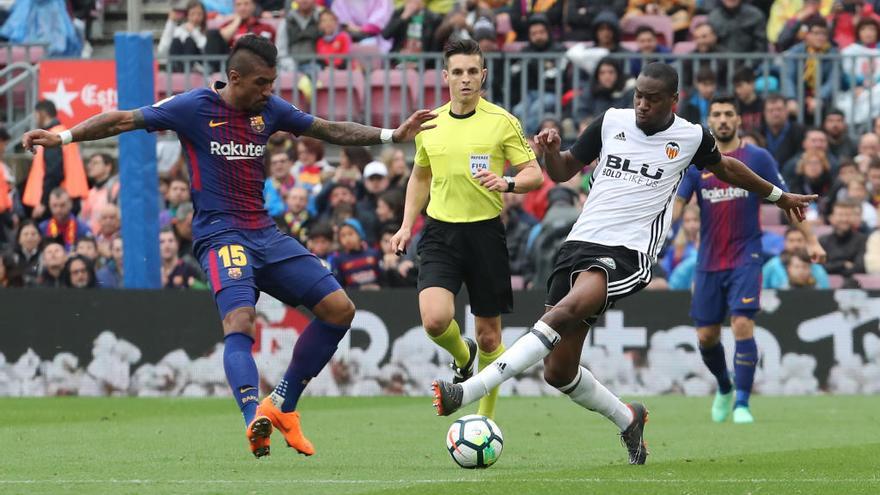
1 396 878 495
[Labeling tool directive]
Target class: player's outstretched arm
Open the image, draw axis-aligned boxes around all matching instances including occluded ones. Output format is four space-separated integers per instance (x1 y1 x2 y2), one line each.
705 156 817 223
22 110 145 151
303 110 437 145
533 127 584 183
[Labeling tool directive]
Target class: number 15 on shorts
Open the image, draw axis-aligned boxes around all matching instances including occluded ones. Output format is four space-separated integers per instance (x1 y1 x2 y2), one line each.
217 245 248 268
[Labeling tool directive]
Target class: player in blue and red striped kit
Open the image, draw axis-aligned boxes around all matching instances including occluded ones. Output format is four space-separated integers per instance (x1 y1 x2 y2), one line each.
674 95 825 423
22 35 436 457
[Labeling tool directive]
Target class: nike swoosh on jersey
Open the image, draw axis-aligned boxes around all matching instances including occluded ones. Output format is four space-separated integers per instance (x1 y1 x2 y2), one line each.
741 297 755 303
701 172 713 179
238 386 257 394
209 120 228 128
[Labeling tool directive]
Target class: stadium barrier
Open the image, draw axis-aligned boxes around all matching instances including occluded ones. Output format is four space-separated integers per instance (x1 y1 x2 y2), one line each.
158 51 880 132
1 288 878 397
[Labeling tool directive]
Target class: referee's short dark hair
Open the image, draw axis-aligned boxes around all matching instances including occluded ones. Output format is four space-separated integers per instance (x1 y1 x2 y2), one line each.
444 38 483 67
710 94 740 115
228 34 277 75
641 62 678 95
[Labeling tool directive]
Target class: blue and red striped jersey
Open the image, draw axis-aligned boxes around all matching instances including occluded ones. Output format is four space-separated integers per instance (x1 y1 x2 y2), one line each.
140 82 314 239
677 143 787 272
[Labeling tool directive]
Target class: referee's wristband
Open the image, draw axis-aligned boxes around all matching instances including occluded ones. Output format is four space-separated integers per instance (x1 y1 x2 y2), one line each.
59 130 73 145
765 186 783 203
380 128 394 144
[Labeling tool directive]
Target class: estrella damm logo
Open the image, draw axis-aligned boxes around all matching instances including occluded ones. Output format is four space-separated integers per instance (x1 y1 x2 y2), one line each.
249 115 265 133
665 142 680 160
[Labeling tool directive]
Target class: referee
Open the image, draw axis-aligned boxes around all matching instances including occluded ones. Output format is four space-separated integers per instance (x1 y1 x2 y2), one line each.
391 39 543 420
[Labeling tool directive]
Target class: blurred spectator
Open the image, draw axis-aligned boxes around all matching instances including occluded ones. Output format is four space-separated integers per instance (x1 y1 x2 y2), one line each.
334 146 371 188
629 26 671 77
790 151 833 201
0 127 13 249
774 0 826 51
292 137 331 194
434 0 493 48
97 237 124 288
505 0 563 42
23 101 88 221
681 68 718 126
207 0 276 55
846 176 878 228
331 0 393 52
823 109 856 160
306 222 335 262
782 16 844 116
824 159 860 216
841 16 880 90
511 15 567 135
762 94 806 167
75 237 100 266
763 227 830 288
591 11 626 53
275 187 312 242
264 152 296 217
382 0 441 57
733 67 765 134
782 129 839 185
330 219 381 289
173 202 196 261
865 212 880 272
820 199 867 276
359 161 390 213
855 132 880 172
11 220 42 286
709 0 768 54
473 21 505 101
526 185 581 287
783 248 819 288
377 224 417 286
625 0 693 41
564 0 627 41
266 131 296 157
380 147 410 190
868 159 880 205
80 153 120 235
376 189 405 229
667 251 697 289
39 189 91 252
158 0 208 66
161 178 191 227
95 204 121 260
61 254 97 289
828 0 879 49
662 204 699 274
501 191 537 276
276 0 320 65
0 252 22 288
682 22 727 90
318 183 379 243
36 242 67 288
160 227 202 289
0 0 82 56
317 9 352 69
575 58 634 122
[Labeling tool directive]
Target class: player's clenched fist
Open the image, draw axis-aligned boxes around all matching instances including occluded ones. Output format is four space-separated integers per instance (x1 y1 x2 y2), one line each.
22 129 61 152
533 127 562 155
390 227 411 256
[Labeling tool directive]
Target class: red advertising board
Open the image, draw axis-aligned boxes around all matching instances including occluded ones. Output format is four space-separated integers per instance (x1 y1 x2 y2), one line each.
39 60 118 127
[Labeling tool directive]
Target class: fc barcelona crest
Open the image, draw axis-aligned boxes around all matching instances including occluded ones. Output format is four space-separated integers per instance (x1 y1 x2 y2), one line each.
665 142 680 160
249 116 265 133
228 267 242 279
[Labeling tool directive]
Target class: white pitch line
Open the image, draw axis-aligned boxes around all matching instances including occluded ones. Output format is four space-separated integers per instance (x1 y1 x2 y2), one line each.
0 479 877 485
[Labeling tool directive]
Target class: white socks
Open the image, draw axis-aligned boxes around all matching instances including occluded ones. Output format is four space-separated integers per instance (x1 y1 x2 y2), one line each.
558 366 633 431
460 321 561 405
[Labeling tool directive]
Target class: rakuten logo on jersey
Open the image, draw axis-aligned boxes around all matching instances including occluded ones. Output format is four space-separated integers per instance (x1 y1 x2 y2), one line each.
210 141 266 161
701 186 749 203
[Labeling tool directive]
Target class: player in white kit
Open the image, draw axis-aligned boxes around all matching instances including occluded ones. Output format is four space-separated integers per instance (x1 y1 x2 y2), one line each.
430 63 818 465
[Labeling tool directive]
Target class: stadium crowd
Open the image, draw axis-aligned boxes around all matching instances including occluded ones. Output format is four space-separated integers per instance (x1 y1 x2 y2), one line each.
1 0 880 291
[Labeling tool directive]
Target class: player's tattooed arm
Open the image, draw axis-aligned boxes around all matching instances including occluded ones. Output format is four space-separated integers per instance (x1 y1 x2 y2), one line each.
303 118 383 145
72 110 146 142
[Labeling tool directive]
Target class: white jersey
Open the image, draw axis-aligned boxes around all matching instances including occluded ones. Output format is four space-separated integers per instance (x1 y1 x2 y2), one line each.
566 108 720 261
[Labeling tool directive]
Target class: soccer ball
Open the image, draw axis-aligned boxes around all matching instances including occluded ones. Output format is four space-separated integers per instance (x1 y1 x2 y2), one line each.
445 414 504 469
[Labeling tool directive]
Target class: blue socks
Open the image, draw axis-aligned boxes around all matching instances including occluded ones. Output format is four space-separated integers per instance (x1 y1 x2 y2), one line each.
700 342 732 395
223 333 260 426
734 338 758 408
272 319 349 413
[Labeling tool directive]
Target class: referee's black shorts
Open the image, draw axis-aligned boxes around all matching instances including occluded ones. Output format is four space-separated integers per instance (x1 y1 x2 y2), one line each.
417 216 512 317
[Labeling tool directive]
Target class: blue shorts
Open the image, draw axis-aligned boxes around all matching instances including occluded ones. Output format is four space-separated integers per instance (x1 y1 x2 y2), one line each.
690 264 762 327
195 226 341 318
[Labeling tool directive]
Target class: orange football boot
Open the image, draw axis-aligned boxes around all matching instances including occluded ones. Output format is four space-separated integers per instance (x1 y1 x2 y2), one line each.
246 415 273 458
257 397 315 456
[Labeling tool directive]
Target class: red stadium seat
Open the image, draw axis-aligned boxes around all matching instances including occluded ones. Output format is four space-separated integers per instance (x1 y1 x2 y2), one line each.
415 69 449 109
350 44 382 71
276 71 309 107
812 224 833 238
854 274 880 289
828 274 844 289
0 45 45 66
760 204 783 226
155 71 206 99
621 15 675 48
368 68 417 127
502 41 528 53
314 68 364 121
673 41 696 54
